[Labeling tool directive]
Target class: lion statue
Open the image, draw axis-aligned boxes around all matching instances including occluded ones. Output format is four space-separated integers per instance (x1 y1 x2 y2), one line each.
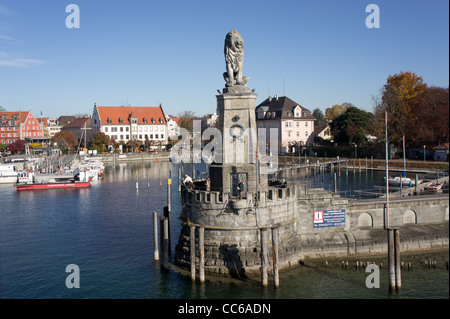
223 29 249 87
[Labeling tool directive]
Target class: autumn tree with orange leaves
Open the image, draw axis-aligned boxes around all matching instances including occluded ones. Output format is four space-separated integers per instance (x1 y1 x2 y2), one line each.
373 71 427 145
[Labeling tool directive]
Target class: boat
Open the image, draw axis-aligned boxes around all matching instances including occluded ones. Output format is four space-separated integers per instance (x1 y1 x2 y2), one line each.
14 169 92 191
424 183 443 191
384 175 420 187
0 164 18 184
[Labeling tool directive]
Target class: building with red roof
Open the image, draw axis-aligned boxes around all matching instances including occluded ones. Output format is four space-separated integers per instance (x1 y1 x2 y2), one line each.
0 111 44 145
92 103 168 144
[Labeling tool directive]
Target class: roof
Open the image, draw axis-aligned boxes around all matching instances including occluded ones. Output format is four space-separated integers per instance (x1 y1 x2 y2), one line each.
36 117 49 126
96 106 167 125
433 143 449 150
57 116 76 124
256 96 315 120
63 117 91 128
0 111 30 125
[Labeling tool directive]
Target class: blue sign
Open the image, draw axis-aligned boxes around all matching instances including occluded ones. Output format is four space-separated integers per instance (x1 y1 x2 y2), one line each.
313 209 346 228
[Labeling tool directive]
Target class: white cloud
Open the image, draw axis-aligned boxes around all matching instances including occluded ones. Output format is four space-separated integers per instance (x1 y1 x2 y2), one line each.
0 35 24 43
0 51 45 67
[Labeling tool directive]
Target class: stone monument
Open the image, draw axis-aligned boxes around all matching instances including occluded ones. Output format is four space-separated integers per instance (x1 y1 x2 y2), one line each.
174 30 345 278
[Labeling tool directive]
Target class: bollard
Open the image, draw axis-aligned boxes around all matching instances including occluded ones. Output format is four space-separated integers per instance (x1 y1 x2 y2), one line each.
190 225 196 281
272 227 279 288
260 228 269 287
153 211 159 261
198 226 205 283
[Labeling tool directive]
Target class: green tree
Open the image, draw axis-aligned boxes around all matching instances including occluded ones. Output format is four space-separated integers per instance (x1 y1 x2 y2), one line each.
89 132 110 152
330 107 374 145
312 108 326 126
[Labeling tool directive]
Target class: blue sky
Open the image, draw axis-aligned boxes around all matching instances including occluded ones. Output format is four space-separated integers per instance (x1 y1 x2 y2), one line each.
0 0 448 119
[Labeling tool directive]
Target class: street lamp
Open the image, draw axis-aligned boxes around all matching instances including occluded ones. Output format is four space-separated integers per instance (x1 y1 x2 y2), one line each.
423 145 426 162
354 144 357 159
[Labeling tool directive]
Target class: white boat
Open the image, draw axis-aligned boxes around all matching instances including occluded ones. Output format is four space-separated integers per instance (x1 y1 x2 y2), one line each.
384 175 421 187
0 164 19 184
424 183 443 191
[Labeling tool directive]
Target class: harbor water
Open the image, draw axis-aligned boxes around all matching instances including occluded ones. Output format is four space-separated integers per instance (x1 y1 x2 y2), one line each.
0 160 448 299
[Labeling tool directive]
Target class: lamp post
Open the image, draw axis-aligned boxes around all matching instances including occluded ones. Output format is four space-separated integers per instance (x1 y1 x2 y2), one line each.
423 145 426 162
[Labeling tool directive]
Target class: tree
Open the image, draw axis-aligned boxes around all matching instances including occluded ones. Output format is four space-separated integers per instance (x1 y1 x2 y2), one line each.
178 111 196 132
312 108 326 126
415 86 449 145
325 104 349 122
89 132 110 152
373 71 427 144
8 139 30 154
52 130 78 151
0 105 6 112
330 106 374 145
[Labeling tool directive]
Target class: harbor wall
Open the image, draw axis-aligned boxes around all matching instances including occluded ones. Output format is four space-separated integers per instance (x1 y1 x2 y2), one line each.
175 184 449 277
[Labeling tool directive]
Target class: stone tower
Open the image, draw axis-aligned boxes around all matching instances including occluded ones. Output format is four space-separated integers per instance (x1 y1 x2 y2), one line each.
209 29 267 197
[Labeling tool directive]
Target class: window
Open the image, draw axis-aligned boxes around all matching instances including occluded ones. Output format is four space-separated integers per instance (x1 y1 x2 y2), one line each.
305 131 308 136
161 134 164 139
126 135 129 139
296 132 299 137
104 127 108 132
305 122 308 127
155 134 159 139
120 135 124 140
296 122 299 127
150 134 153 139
120 127 123 132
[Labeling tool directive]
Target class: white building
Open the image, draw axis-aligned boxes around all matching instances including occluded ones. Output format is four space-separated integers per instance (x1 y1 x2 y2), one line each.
91 104 168 144
256 95 315 153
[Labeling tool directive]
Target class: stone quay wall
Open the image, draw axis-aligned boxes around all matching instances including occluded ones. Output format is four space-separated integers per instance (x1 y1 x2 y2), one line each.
174 184 449 277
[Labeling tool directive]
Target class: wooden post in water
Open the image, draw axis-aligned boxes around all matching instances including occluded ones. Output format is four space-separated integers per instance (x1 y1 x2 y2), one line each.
190 225 196 281
167 178 172 213
198 226 205 283
160 217 169 270
178 167 182 192
394 228 401 291
272 227 279 288
153 211 159 261
387 228 396 292
164 206 171 251
260 227 269 287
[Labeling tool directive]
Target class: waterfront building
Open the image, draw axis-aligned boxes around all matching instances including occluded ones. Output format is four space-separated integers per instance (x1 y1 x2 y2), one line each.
255 95 315 153
0 111 44 145
91 104 168 145
61 117 93 146
166 116 181 140
46 119 62 138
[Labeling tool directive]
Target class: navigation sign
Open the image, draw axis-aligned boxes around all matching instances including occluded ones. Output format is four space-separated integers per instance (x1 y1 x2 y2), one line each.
313 209 346 228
